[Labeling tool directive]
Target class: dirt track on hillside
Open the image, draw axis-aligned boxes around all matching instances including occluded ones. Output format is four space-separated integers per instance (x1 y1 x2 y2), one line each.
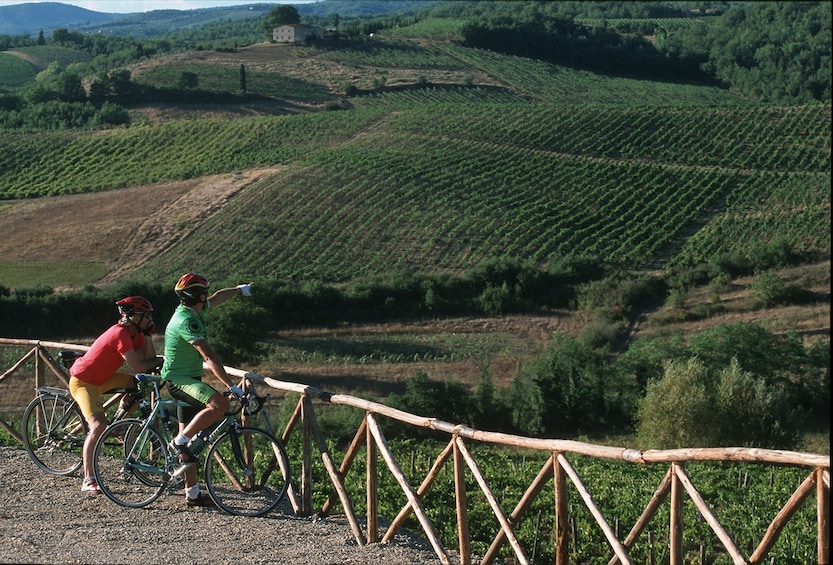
0 167 279 285
3 50 45 71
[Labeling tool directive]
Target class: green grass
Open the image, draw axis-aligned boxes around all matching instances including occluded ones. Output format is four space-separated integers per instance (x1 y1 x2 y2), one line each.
0 261 109 289
10 45 94 69
264 329 537 365
382 17 468 40
134 61 332 102
0 52 38 88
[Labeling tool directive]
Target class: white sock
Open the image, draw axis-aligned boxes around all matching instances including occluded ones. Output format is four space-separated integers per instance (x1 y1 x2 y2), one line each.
174 433 190 446
186 485 200 499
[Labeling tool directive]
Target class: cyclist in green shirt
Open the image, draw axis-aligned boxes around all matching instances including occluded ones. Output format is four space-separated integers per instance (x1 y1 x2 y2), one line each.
161 272 252 507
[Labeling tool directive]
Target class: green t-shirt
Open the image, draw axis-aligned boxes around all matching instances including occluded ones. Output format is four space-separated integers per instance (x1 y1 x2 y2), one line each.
161 303 209 383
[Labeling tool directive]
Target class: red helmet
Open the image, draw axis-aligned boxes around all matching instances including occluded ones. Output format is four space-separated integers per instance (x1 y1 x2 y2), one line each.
115 296 153 317
175 273 209 302
175 272 209 292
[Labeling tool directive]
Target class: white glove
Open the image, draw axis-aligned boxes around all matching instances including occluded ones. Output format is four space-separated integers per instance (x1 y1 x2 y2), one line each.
228 385 244 397
236 283 252 297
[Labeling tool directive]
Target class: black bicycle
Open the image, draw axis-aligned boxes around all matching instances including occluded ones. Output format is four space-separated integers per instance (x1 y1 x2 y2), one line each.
21 350 147 475
93 373 291 517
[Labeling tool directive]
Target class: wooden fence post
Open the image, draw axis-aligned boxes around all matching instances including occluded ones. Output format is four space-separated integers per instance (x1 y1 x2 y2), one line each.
818 467 830 565
453 435 472 564
300 395 313 515
366 412 378 543
554 452 568 565
670 462 683 565
35 345 44 389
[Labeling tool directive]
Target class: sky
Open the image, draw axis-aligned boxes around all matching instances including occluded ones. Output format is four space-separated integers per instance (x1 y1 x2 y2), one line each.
0 0 314 13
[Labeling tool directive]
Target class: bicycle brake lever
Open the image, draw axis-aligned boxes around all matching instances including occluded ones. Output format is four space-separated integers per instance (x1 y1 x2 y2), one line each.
245 394 267 416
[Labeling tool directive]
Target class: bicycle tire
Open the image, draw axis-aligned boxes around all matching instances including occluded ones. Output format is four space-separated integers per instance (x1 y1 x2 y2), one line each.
21 393 86 475
204 426 291 517
94 418 167 508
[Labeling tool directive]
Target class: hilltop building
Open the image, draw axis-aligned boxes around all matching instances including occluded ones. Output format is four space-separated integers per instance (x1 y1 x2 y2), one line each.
273 24 320 44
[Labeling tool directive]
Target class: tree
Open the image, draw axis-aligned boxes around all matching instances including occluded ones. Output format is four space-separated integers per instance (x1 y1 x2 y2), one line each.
261 5 301 36
239 64 246 94
108 69 133 98
636 357 720 448
94 101 130 126
37 30 45 45
56 72 86 103
177 71 199 91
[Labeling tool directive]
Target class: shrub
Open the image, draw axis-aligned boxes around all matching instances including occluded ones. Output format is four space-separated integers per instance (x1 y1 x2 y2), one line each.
715 358 799 448
386 372 473 437
523 334 610 436
206 299 271 365
635 357 720 448
636 355 803 449
749 271 814 307
94 100 130 126
478 281 522 315
709 252 754 277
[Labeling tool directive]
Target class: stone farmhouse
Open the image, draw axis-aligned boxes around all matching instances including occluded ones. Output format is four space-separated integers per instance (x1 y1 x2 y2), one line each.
272 24 320 43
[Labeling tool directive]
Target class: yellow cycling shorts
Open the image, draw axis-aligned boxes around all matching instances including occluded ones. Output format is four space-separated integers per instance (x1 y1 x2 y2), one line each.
69 372 135 420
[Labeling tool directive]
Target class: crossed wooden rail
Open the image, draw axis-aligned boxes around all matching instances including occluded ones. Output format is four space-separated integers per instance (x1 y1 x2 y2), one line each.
1 339 830 565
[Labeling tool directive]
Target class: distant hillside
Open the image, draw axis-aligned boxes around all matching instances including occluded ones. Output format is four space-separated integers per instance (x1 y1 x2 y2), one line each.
0 1 436 37
0 2 123 36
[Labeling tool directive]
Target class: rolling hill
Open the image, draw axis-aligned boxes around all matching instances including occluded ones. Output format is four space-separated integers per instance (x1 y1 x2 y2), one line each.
0 1 436 37
0 6 828 455
1 38 829 287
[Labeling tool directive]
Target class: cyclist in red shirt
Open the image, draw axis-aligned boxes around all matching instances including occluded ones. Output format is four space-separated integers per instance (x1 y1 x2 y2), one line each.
69 296 163 495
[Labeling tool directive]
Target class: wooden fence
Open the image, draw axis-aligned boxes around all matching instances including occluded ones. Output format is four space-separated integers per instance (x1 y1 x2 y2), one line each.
1 338 829 565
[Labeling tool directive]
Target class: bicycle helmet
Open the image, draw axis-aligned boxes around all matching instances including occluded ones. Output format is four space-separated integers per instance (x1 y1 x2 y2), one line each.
175 272 209 302
116 296 154 317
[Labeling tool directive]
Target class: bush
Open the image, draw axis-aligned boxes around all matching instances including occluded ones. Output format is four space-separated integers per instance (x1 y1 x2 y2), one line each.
709 252 754 277
94 100 130 126
636 357 721 448
206 299 271 366
386 372 472 437
636 355 804 449
749 271 814 307
714 358 799 448
523 334 610 436
478 281 522 315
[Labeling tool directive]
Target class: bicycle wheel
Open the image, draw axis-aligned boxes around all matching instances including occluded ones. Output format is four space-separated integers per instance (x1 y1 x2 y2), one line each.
94 418 167 508
22 393 86 475
204 426 290 517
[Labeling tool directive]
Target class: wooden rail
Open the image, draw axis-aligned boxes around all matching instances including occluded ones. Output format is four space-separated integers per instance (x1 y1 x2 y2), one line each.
1 338 830 564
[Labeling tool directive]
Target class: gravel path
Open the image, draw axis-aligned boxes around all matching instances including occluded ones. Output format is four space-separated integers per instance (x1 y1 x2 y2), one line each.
0 446 459 565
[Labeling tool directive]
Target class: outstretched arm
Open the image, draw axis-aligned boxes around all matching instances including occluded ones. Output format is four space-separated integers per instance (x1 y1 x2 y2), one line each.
207 283 252 307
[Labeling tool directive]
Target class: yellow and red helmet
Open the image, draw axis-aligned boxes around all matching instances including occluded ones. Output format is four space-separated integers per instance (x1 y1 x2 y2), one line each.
174 273 209 302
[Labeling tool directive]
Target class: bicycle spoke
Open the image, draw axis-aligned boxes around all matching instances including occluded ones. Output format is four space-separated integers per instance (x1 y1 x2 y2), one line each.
204 427 290 517
22 393 85 475
94 419 167 508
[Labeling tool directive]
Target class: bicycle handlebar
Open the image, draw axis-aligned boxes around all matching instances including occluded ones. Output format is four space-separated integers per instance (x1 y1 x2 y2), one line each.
223 389 270 417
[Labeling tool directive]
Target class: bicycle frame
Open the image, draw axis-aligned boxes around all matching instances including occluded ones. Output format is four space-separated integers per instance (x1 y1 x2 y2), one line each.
94 373 291 515
103 373 254 485
22 380 146 475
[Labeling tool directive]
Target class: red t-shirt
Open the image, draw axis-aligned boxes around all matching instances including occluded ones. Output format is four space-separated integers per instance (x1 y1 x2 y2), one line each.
70 324 146 386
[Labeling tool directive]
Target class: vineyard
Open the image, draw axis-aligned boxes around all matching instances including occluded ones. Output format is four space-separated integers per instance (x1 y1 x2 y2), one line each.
0 11 829 564
3 96 827 283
